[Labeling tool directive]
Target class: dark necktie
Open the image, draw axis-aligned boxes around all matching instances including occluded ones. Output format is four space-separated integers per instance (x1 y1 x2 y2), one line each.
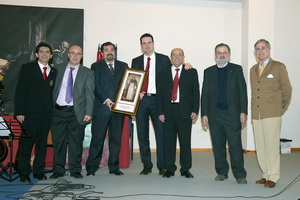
172 68 180 101
43 67 47 81
108 63 114 76
65 67 75 103
143 57 151 93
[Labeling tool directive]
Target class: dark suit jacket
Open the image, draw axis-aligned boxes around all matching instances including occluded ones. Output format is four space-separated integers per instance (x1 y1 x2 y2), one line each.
14 61 57 119
201 63 247 123
53 63 95 125
131 52 172 88
157 65 200 119
92 59 128 116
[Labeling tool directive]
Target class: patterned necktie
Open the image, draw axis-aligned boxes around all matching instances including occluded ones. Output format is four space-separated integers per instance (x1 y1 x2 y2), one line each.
259 63 265 77
172 68 180 101
65 67 75 104
143 57 151 93
108 63 114 76
43 67 47 81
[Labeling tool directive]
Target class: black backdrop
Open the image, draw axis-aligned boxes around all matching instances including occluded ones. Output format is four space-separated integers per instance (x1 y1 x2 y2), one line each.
0 4 84 114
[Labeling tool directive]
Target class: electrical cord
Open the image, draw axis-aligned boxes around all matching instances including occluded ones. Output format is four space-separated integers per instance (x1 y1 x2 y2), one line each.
98 174 300 199
0 174 299 199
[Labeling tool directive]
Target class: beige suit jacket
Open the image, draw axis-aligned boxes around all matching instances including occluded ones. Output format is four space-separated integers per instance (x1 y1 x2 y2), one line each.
250 58 292 119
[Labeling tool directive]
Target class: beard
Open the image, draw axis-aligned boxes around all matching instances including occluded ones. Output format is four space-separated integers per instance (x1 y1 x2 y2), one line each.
106 54 114 61
216 57 229 66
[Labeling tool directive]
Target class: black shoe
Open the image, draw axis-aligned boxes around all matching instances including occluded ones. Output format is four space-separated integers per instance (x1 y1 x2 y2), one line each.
215 174 228 181
49 172 64 179
158 168 165 175
86 171 95 176
20 174 32 183
33 173 47 180
109 169 124 176
163 171 174 178
140 167 152 175
70 172 83 179
181 170 194 178
237 177 247 184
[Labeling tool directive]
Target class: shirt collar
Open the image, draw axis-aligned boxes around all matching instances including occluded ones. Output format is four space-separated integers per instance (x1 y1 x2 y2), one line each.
37 61 50 68
217 62 228 68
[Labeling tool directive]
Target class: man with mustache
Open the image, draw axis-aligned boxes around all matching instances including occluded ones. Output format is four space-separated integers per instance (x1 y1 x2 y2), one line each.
86 42 128 176
201 43 248 184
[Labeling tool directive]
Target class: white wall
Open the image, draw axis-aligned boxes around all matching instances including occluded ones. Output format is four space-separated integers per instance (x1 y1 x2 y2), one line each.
274 0 300 148
1 0 299 150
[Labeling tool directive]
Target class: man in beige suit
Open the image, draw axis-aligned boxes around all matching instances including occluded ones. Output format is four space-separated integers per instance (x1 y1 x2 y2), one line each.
250 39 292 188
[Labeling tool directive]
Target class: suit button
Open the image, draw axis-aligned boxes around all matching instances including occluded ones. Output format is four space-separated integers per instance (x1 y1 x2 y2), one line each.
258 81 260 83
257 105 259 107
257 89 260 91
257 96 260 99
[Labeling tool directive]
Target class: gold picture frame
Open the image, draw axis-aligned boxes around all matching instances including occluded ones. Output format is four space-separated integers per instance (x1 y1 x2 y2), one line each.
111 68 147 115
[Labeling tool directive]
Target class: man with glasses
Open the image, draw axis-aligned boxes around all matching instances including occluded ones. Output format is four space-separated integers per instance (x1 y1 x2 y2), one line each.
250 39 292 188
50 45 95 179
201 43 248 184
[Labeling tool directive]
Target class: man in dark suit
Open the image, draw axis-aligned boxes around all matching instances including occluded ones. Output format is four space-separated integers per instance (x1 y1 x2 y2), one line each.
201 43 248 184
50 45 94 179
14 41 57 183
86 42 128 176
157 48 199 178
131 33 172 175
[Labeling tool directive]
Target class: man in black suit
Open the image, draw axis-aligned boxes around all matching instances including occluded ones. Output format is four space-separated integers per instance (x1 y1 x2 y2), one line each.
157 48 199 178
50 45 95 179
14 42 57 183
86 42 128 176
201 43 248 184
131 33 172 175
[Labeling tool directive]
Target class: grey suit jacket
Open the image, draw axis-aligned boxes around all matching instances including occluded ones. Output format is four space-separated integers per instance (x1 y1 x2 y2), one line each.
53 63 95 125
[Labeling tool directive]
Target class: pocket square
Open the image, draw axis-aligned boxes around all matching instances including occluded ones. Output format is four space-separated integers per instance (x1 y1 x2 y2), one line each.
267 74 274 78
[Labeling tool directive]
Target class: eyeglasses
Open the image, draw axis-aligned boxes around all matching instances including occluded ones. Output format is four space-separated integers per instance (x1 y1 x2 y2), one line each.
255 46 268 51
216 52 229 56
69 52 83 56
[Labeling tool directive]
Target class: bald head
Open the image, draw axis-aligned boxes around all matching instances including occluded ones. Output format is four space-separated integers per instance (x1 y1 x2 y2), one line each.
68 45 83 67
170 48 185 68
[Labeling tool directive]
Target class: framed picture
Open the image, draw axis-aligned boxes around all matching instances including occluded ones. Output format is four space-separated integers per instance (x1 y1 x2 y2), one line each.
112 68 147 115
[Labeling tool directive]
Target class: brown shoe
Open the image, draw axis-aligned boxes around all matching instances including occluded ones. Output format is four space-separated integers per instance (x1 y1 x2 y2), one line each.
255 178 266 184
265 180 276 188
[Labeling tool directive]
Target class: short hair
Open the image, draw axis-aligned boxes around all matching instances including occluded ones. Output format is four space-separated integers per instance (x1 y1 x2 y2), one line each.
101 42 116 52
254 39 271 49
35 41 53 64
215 43 231 54
35 41 52 54
140 33 154 44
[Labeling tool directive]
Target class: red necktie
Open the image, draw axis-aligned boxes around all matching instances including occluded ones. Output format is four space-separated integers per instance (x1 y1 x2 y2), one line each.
143 57 151 93
172 68 180 101
43 67 47 81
